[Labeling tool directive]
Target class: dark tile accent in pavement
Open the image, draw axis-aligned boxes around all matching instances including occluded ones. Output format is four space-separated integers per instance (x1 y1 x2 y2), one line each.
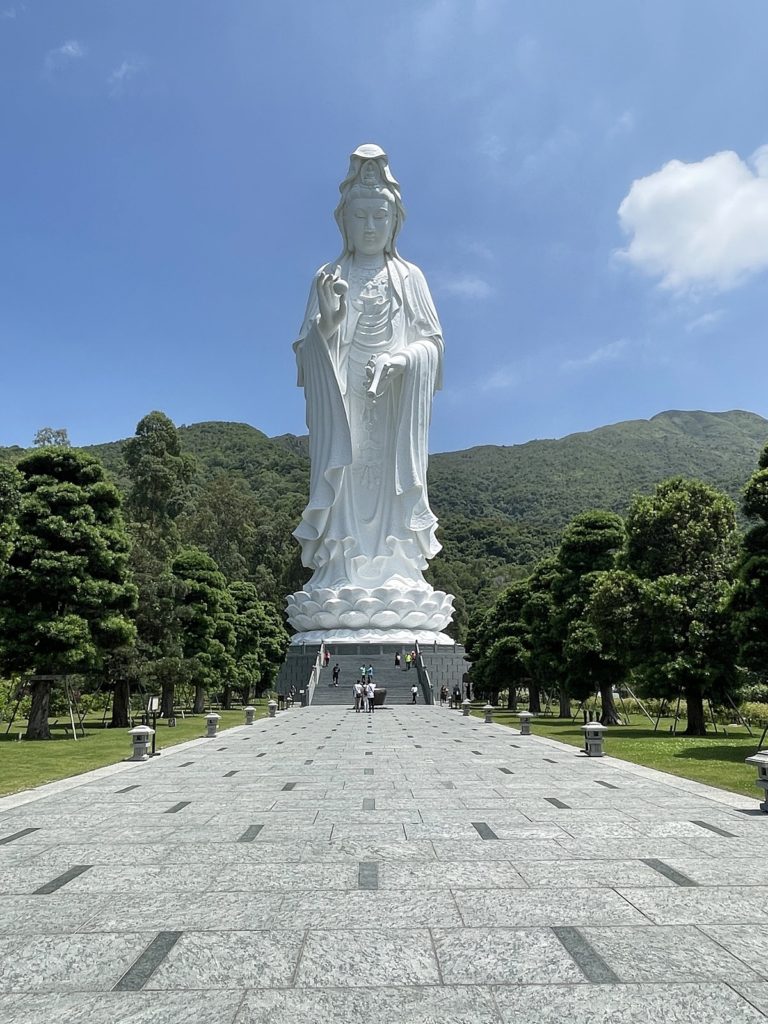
365 751 373 756
362 798 375 810
543 758 557 763
165 802 191 813
498 768 513 775
553 926 620 983
595 780 618 789
34 865 92 895
304 760 313 765
283 783 296 791
224 771 239 778
415 744 422 748
178 762 194 767
364 768 374 776
641 859 698 887
113 930 182 991
217 747 227 751
691 819 737 838
545 798 570 809
358 862 379 890
116 786 140 795
472 822 498 840
441 782 455 789
238 825 264 842
257 752 266 758
0 828 41 845
472 750 483 756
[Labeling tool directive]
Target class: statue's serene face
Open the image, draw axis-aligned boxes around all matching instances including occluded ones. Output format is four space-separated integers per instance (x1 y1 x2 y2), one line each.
344 196 392 256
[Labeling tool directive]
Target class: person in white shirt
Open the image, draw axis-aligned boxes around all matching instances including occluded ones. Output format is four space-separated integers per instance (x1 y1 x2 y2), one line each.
354 680 363 712
366 680 376 713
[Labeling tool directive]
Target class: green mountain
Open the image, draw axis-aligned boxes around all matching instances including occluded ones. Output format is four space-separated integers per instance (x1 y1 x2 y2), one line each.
2 409 767 634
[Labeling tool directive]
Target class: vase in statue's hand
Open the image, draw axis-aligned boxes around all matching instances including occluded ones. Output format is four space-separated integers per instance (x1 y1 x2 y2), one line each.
365 352 406 400
316 265 348 342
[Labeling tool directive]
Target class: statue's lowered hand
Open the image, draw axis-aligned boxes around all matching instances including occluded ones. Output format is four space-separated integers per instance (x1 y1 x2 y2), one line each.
316 266 348 342
366 353 406 400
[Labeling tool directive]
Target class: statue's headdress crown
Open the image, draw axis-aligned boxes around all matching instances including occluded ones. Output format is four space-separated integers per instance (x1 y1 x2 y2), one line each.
334 143 406 255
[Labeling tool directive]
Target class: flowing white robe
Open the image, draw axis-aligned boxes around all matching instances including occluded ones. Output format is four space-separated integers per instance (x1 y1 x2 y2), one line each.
293 254 444 592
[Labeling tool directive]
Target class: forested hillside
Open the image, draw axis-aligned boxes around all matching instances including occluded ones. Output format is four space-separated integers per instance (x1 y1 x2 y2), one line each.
2 409 767 636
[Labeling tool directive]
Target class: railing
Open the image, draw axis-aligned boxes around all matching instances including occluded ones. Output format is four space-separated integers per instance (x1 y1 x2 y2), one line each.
413 642 434 705
305 645 324 706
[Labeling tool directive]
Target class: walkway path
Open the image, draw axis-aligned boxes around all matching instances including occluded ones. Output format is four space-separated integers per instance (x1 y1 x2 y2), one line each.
1 706 768 1022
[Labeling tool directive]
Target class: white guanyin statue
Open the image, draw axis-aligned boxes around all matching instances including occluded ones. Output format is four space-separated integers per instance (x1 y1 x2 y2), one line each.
286 143 455 644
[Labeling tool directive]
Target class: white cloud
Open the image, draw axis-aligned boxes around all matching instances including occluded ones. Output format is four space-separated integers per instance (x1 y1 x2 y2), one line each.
607 109 635 139
479 366 519 391
434 274 493 300
108 58 143 96
1 7 17 19
561 338 630 372
685 310 723 333
618 146 768 292
44 39 85 74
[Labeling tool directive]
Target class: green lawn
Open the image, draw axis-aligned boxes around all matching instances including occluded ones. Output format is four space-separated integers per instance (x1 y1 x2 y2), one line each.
0 703 268 797
471 707 766 800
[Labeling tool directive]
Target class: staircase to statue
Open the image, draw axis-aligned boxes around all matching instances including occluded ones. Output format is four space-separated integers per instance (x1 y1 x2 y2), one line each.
275 642 469 707
311 652 423 706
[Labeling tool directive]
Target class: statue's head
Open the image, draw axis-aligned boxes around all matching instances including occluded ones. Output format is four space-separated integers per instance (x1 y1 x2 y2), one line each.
335 143 406 257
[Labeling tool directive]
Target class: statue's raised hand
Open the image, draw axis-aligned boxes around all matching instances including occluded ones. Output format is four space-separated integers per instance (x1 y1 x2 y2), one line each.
316 266 348 342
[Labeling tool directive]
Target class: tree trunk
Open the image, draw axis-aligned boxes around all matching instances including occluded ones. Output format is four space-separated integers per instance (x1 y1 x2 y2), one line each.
110 678 131 728
238 685 251 706
684 685 707 736
599 682 623 726
161 680 175 718
222 685 232 711
528 682 541 714
506 686 517 710
25 680 52 740
193 684 206 714
558 685 571 719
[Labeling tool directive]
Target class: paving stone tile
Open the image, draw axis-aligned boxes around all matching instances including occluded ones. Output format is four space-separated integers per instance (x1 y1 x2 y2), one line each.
79 891 285 931
579 925 760 982
294 929 441 987
730 981 768 1017
454 888 649 927
278 889 462 927
516 859 676 888
0 894 112 934
699 924 768 974
0 932 150 992
617 886 768 925
237 985 502 1023
433 927 585 984
147 929 305 989
301 840 437 861
432 839 564 861
492 983 767 1023
378 861 525 890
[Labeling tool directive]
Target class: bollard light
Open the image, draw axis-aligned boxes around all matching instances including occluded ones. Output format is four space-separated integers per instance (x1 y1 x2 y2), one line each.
205 712 221 738
581 721 608 757
128 725 154 762
518 711 534 736
462 699 471 717
484 703 495 724
268 700 278 719
745 750 768 813
244 705 256 726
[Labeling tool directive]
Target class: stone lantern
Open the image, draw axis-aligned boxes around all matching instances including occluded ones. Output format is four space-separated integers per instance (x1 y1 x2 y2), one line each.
461 699 471 717
244 705 256 726
581 721 608 757
128 725 154 762
205 712 221 738
268 700 278 719
518 711 534 736
483 703 495 724
745 750 768 813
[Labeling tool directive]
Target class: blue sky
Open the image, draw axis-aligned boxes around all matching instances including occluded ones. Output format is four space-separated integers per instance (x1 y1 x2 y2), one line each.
2 0 768 453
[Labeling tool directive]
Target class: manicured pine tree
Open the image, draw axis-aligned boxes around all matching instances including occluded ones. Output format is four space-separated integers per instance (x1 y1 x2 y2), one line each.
0 448 137 739
589 478 738 736
730 441 768 678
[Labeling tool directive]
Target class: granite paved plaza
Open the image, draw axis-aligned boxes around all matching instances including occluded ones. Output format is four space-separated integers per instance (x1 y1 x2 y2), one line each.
1 706 768 1022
